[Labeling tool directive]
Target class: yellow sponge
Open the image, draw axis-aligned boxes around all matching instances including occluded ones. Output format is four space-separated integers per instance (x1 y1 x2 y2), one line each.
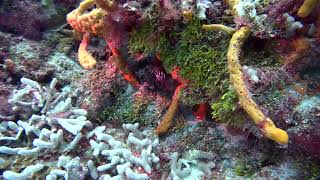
263 121 289 144
202 24 236 34
78 33 97 69
155 85 184 135
227 26 289 144
297 0 319 18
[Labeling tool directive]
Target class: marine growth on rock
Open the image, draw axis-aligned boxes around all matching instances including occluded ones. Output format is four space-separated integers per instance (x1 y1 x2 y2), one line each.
1 0 320 179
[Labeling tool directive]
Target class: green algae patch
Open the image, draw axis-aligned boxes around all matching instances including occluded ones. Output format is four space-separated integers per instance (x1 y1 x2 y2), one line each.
210 89 246 127
129 20 170 56
129 18 248 126
98 86 159 126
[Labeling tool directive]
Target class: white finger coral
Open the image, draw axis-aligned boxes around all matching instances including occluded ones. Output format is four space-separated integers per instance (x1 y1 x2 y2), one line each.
169 150 216 180
1 78 90 155
3 164 45 180
0 78 162 180
90 123 160 179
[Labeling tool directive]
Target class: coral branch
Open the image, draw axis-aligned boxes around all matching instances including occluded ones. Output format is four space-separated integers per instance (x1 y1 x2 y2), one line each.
202 24 236 34
155 84 184 135
155 67 187 135
78 33 97 69
297 0 319 18
227 26 288 144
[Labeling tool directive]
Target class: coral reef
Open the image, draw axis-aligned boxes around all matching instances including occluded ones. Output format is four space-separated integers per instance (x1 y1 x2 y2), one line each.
0 78 161 179
66 0 141 90
1 0 320 179
203 0 290 144
0 0 80 40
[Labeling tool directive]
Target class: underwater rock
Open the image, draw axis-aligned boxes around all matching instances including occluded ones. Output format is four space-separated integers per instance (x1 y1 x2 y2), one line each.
290 125 320 159
0 95 14 118
288 95 320 159
0 0 80 40
252 160 302 179
0 0 50 40
47 52 88 84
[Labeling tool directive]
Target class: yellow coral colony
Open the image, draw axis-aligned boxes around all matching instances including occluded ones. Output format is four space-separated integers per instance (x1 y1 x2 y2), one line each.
67 0 107 35
297 0 319 18
203 0 289 144
67 0 108 69
68 0 141 88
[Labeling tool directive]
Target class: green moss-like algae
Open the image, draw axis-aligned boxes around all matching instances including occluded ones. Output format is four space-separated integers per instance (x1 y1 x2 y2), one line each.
129 18 249 126
99 87 150 125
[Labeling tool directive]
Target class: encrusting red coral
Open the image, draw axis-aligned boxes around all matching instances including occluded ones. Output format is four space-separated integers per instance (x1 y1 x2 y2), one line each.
107 41 140 89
